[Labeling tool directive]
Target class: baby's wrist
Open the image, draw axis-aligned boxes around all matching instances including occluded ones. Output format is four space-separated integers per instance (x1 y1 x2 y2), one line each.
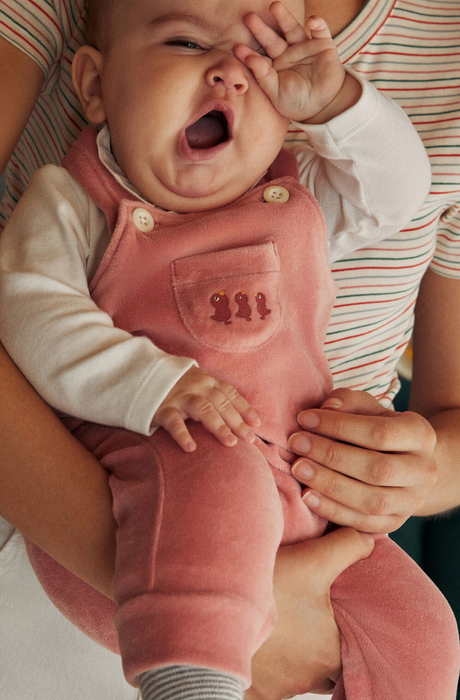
302 73 362 125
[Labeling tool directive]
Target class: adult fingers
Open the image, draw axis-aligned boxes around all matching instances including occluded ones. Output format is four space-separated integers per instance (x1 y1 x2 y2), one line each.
320 387 395 415
290 430 429 488
294 455 423 516
280 527 375 590
295 402 436 455
299 488 406 533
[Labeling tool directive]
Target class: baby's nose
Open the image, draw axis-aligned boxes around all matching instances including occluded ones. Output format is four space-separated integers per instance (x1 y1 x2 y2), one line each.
206 57 249 94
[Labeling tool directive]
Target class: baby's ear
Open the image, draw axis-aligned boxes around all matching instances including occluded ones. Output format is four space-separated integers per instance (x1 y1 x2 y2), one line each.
72 46 106 124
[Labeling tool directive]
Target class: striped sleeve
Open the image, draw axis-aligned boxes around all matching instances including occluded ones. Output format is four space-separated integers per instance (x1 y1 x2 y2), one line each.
0 0 64 82
431 203 460 279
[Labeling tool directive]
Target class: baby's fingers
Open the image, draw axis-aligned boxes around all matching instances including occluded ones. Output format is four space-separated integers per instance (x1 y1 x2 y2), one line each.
207 382 261 439
235 41 271 70
234 44 281 103
153 407 197 452
185 389 257 447
305 15 333 40
269 1 309 44
244 10 288 59
217 381 261 430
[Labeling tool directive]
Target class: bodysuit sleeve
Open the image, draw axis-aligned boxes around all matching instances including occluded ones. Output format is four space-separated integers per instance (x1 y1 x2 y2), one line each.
290 72 432 263
0 166 195 435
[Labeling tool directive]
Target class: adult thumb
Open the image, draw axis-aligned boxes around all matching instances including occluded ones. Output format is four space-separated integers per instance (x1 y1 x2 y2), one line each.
316 527 375 586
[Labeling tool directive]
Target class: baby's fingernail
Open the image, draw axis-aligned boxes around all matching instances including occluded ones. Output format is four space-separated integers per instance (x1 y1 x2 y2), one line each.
302 491 321 508
226 435 238 446
298 412 320 429
322 397 343 409
289 433 311 453
293 460 315 481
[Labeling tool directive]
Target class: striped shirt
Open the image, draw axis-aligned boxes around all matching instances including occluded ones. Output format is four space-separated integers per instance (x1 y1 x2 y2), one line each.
0 0 87 228
1 0 460 405
286 0 460 402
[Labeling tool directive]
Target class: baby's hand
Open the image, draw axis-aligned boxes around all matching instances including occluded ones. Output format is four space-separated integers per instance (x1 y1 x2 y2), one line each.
152 366 261 452
234 2 359 123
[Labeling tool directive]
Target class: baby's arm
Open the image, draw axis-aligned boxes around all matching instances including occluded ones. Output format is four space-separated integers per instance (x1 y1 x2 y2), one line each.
234 4 360 125
291 74 431 261
0 165 258 449
236 3 431 261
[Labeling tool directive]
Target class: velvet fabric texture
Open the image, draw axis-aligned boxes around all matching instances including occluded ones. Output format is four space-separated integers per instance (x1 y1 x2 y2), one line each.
26 127 460 697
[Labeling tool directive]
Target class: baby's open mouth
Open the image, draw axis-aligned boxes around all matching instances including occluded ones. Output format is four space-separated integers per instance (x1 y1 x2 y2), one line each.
185 110 229 149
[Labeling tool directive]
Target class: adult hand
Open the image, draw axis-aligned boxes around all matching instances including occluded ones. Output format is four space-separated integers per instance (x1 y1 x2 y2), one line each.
289 388 438 533
246 527 375 700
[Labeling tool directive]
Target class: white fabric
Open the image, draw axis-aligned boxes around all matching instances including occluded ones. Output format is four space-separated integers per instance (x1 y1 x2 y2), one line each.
0 530 140 700
0 77 430 436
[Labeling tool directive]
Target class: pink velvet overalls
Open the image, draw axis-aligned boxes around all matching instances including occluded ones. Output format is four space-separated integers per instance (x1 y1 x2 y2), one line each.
27 127 460 699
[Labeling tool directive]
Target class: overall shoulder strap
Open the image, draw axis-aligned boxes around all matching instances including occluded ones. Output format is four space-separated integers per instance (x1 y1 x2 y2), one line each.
266 147 300 182
62 126 137 233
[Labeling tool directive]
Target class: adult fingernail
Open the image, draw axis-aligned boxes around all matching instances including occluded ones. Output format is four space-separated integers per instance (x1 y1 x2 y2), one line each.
303 491 321 508
248 410 261 426
292 460 315 481
322 397 343 409
298 412 320 429
289 433 311 453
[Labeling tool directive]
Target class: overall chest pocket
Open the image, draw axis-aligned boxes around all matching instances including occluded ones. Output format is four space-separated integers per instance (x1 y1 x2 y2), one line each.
172 241 281 352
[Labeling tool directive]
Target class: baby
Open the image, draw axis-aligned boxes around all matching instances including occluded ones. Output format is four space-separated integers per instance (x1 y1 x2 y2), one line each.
0 0 459 699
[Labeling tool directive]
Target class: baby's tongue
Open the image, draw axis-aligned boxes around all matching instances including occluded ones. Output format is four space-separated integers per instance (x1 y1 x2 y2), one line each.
185 111 226 149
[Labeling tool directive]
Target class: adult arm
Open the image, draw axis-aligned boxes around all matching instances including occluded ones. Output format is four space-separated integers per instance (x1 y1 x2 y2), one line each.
409 269 460 514
247 528 375 700
288 269 460 528
0 36 117 594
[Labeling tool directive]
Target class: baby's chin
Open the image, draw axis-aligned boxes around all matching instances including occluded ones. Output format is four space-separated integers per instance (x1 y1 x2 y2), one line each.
145 177 260 214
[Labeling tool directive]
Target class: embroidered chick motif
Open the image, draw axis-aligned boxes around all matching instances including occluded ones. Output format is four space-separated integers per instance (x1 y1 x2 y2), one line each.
210 291 232 324
255 292 271 320
234 292 252 321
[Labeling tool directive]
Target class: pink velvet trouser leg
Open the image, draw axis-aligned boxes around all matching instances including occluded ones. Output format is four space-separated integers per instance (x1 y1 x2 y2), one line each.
26 421 460 698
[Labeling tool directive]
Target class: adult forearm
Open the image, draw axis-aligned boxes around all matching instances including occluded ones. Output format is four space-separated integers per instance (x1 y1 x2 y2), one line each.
415 408 460 516
409 269 460 517
0 343 116 598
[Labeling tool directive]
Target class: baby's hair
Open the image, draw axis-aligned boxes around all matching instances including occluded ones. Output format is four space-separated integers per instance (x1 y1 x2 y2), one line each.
86 0 113 49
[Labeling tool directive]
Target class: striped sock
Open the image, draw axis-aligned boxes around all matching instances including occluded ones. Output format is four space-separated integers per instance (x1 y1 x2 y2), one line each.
138 665 244 700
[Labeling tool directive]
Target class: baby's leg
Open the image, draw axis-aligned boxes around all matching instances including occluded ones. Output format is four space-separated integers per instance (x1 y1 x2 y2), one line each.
27 421 284 697
329 535 460 700
103 422 283 689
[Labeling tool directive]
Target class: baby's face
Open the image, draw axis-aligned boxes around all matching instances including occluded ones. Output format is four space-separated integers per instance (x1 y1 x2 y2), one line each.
90 0 306 212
